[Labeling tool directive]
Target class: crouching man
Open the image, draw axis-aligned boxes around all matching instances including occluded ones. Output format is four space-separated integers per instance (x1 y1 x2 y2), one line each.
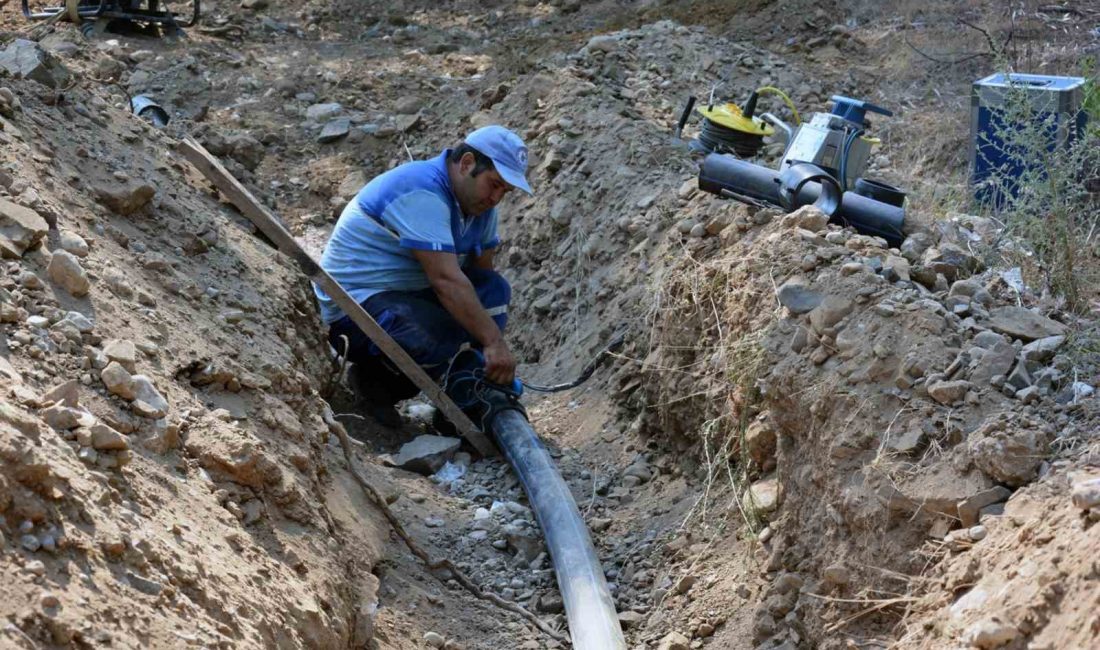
314 125 533 425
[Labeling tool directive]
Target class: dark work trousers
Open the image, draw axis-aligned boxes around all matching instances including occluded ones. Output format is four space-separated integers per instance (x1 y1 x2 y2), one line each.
328 267 511 404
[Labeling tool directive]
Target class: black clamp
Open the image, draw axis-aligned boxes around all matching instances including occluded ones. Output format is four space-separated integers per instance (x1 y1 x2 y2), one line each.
777 163 843 216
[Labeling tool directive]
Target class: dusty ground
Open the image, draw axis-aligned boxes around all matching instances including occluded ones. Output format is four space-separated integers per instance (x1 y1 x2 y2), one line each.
1 0 1098 649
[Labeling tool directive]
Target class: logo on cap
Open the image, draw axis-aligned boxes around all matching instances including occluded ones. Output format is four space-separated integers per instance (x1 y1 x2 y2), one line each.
516 148 528 168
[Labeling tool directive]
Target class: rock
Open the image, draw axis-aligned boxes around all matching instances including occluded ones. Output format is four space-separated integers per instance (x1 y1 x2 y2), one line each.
423 631 445 648
130 376 168 418
986 306 1067 342
957 486 1012 527
586 35 619 53
886 428 925 455
949 279 993 306
396 113 421 133
590 517 611 532
59 231 90 257
969 340 1015 385
391 435 461 475
90 422 129 451
336 170 368 199
822 564 850 586
744 416 776 467
536 593 564 614
318 118 351 143
924 243 980 280
882 255 910 282
94 183 156 216
1020 335 1065 363
39 379 79 407
963 619 1018 649
0 40 71 88
673 575 695 594
617 610 644 629
969 429 1049 487
124 571 163 596
241 0 268 9
927 380 970 405
104 339 138 372
1070 477 1100 510
394 96 420 114
900 231 934 262
100 361 136 400
808 295 853 333
1005 360 1032 391
0 198 49 258
42 404 87 430
657 631 691 650
47 250 90 297
744 478 780 514
789 205 829 231
777 280 823 314
305 102 342 121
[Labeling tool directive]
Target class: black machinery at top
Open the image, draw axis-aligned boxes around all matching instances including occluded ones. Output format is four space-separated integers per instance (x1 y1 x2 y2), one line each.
22 0 199 29
678 88 908 248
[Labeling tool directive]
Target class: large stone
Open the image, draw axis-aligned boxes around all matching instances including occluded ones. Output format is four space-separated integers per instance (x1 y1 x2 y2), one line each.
318 118 350 143
928 380 970 405
94 183 156 216
90 422 129 451
305 102 342 122
1020 335 1065 364
808 295 853 333
390 435 461 475
0 199 48 258
46 250 90 297
969 340 1015 385
987 306 1067 342
957 486 1012 527
969 428 1049 487
336 170 368 200
617 610 644 629
923 243 981 281
101 362 136 400
743 477 781 515
777 281 823 315
788 205 829 232
131 375 168 419
656 631 691 650
59 231 89 257
103 339 138 372
744 416 777 468
0 40 71 88
39 379 79 407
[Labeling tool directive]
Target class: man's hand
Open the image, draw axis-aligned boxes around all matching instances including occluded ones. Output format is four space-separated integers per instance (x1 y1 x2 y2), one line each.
483 338 516 386
413 249 515 383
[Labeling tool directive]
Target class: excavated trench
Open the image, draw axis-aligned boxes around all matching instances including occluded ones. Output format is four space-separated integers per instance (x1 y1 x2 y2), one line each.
1 1 1097 649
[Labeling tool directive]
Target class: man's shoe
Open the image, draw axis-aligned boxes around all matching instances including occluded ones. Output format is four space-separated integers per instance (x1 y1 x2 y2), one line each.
349 362 403 428
367 403 403 429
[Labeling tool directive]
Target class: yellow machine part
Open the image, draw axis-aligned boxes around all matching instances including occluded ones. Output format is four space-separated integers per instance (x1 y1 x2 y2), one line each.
696 102 775 136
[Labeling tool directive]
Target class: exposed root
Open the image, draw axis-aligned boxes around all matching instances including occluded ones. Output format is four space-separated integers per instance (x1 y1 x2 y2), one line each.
321 405 571 645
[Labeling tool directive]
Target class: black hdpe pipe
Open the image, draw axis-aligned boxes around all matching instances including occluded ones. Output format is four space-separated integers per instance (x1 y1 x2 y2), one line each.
699 153 905 247
492 409 627 650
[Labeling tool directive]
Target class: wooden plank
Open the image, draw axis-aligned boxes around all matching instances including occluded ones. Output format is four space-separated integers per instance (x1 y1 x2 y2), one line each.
175 137 496 456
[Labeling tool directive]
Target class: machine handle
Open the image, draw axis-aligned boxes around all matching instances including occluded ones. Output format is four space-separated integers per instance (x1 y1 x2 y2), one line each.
830 95 892 117
675 96 697 139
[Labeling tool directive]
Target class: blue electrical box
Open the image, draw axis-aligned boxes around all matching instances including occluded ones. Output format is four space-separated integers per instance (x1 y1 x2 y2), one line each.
970 73 1088 208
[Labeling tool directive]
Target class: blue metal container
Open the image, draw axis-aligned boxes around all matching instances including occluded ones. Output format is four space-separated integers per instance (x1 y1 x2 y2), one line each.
970 73 1088 207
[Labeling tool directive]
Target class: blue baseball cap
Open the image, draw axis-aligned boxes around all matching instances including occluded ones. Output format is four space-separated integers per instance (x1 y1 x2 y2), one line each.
464 125 533 195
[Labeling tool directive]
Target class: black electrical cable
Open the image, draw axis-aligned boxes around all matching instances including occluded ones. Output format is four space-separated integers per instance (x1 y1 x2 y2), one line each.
522 331 626 393
697 117 766 158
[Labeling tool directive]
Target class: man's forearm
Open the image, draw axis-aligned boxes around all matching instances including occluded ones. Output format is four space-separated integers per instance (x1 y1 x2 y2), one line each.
430 273 503 347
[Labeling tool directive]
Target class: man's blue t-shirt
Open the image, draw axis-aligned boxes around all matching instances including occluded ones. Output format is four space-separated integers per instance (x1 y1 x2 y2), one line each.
314 150 500 323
